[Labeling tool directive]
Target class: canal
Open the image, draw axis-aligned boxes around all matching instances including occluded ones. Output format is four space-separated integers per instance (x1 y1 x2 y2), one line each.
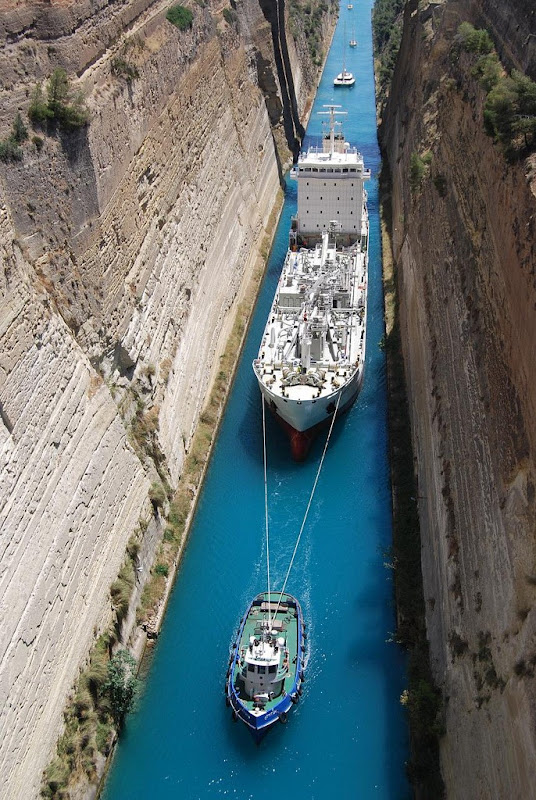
102 2 410 797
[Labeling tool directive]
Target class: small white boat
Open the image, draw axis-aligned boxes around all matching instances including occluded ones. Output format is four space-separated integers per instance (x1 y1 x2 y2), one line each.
334 69 355 86
334 27 355 87
347 3 353 8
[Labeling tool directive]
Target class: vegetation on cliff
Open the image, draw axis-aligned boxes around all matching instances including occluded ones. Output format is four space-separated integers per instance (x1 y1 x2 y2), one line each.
455 23 536 158
166 4 194 30
372 0 405 113
288 0 337 67
29 69 89 131
0 113 27 162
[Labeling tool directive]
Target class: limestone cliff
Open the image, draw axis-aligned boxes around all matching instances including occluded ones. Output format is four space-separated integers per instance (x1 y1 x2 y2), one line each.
380 0 536 796
0 0 334 797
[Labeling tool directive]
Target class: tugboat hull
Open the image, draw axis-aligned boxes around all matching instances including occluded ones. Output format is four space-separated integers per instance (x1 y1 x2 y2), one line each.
226 592 305 740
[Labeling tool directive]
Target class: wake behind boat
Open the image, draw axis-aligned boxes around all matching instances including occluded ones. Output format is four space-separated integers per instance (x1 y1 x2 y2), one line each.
253 105 370 459
226 592 306 741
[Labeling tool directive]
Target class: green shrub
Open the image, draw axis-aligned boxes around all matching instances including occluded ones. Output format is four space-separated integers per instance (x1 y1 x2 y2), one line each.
29 69 88 131
456 22 493 55
163 526 176 542
110 561 134 624
149 481 167 509
102 650 138 727
96 720 112 754
29 83 53 126
472 52 501 91
223 7 236 24
43 758 69 797
166 5 194 29
0 138 22 162
12 112 28 143
484 70 536 152
154 563 169 577
86 636 110 697
32 135 44 151
409 151 426 193
111 57 140 82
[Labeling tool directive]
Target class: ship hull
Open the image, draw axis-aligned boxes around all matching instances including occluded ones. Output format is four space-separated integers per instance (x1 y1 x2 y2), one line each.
256 365 364 460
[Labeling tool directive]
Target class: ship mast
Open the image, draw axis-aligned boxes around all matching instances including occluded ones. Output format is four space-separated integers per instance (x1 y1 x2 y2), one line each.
318 104 347 155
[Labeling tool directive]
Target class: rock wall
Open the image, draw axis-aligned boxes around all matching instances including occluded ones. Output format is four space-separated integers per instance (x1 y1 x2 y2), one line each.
380 1 536 797
0 0 329 797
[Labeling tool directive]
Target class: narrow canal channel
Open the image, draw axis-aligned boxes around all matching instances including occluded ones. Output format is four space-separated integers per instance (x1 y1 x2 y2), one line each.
102 2 410 797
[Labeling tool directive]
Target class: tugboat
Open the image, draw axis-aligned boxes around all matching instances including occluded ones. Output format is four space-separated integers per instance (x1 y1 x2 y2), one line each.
226 592 306 741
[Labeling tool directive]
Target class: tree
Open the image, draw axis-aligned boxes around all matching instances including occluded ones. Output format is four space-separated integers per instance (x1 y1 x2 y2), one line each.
102 649 139 726
166 5 194 30
47 68 70 117
12 113 28 143
28 83 53 126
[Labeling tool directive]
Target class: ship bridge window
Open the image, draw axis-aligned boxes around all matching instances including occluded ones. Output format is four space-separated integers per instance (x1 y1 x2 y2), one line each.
312 168 318 172
342 168 348 173
248 664 255 672
258 665 266 674
320 168 326 173
269 665 277 674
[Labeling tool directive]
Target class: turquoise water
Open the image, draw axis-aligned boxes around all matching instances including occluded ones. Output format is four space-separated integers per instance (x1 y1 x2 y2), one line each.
102 3 410 798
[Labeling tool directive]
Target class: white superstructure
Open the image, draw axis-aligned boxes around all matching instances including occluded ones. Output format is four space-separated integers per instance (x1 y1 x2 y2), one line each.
291 106 369 245
253 106 370 459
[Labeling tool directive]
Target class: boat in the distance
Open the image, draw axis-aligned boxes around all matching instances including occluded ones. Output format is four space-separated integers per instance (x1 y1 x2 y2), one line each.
226 592 306 740
333 68 355 86
253 105 370 460
334 25 355 86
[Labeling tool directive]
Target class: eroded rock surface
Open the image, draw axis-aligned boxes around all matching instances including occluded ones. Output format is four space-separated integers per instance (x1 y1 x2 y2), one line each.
381 1 536 796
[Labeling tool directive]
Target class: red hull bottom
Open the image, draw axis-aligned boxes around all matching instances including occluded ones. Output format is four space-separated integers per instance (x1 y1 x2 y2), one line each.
270 380 363 461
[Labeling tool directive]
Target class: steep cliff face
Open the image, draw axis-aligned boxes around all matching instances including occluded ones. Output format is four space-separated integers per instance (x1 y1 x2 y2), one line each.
380 1 536 796
0 1 330 796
